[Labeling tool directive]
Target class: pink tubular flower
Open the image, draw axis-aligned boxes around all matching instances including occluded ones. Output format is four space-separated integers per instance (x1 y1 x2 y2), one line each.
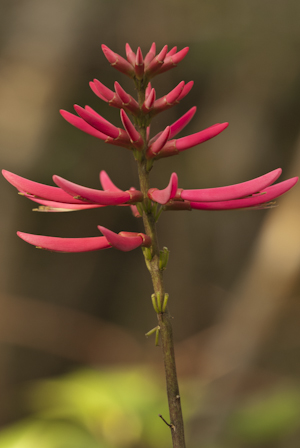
125 43 137 66
17 228 150 253
144 45 169 77
98 226 151 251
147 127 171 157
120 110 144 149
114 82 140 115
53 175 143 205
17 232 112 253
147 122 229 159
156 47 190 75
2 170 143 210
162 169 298 211
135 47 144 79
148 173 178 205
142 88 156 112
144 42 156 66
101 44 135 77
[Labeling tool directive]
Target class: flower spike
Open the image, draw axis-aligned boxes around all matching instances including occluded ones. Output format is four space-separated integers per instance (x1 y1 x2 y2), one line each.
98 226 151 251
4 41 298 278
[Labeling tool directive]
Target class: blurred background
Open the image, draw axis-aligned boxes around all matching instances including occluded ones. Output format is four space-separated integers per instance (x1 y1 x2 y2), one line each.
1 1 300 447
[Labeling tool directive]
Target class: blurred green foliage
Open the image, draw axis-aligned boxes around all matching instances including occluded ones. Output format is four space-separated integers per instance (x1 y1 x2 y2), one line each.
228 388 300 445
0 367 299 448
0 367 170 448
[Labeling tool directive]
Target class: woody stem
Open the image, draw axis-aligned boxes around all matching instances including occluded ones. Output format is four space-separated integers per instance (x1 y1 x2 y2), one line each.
135 80 186 448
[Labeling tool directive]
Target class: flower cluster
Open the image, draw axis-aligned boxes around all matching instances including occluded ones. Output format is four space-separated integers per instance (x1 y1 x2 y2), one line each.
3 43 298 253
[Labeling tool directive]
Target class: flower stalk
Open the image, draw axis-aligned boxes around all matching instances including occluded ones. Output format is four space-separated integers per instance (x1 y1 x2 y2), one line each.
134 80 186 447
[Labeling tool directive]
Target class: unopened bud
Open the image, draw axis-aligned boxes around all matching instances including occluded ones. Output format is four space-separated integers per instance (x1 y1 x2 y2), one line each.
155 327 160 346
142 246 152 261
162 293 169 312
156 292 162 312
159 247 170 270
151 293 159 313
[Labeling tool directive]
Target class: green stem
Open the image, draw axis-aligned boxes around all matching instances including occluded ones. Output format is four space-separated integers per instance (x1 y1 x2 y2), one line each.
134 108 186 446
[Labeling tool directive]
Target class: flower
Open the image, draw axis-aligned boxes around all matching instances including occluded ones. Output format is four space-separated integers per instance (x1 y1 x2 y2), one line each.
2 43 298 253
60 44 228 157
154 169 298 210
2 169 142 211
17 229 151 253
3 165 298 252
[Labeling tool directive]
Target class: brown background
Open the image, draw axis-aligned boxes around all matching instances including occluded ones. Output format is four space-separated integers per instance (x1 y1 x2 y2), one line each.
1 1 300 447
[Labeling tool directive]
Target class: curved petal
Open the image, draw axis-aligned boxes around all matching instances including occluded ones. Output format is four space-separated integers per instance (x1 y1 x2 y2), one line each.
120 109 143 147
90 79 115 101
59 110 108 140
17 232 111 252
149 106 197 145
148 173 178 204
152 81 184 111
99 171 123 192
176 80 194 101
155 122 229 158
156 47 189 75
53 175 131 205
169 106 197 139
181 169 282 202
74 105 120 139
102 44 135 77
125 43 136 66
145 45 168 77
147 126 170 157
23 195 104 212
98 226 151 251
2 170 87 204
176 122 229 151
190 177 298 210
144 42 156 66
